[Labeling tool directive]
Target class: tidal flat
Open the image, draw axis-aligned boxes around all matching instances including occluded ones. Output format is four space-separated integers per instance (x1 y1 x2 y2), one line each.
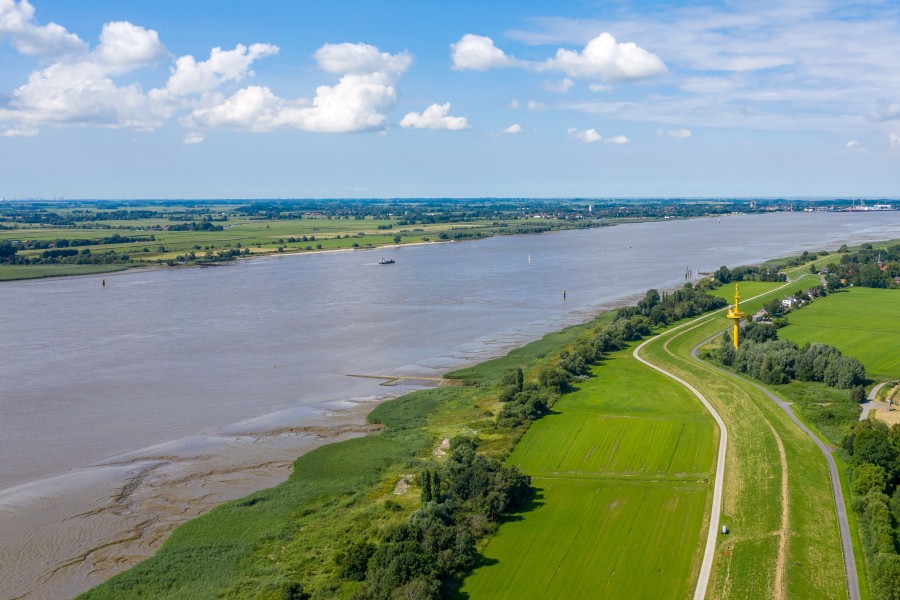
2 211 899 599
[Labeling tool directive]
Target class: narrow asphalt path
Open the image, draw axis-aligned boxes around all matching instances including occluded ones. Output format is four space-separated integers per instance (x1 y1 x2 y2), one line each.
632 275 860 599
860 381 890 421
633 321 727 600
690 332 860 600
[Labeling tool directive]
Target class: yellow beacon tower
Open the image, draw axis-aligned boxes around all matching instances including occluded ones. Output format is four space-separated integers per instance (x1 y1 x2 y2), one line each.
726 284 747 349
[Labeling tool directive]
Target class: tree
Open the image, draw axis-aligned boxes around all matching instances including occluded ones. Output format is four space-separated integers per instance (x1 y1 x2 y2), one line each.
420 470 433 503
853 423 897 472
717 332 735 366
851 462 887 496
537 364 570 393
871 554 900 600
714 265 732 283
0 240 17 260
336 540 375 581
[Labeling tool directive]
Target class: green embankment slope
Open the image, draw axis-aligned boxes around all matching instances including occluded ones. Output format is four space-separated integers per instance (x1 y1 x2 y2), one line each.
641 278 849 599
462 353 714 599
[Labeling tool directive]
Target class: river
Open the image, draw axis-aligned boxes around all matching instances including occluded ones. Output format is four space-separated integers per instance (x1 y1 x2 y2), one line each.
1 211 898 598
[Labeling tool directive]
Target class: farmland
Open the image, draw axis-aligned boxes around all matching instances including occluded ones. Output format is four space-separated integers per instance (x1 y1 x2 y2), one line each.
462 352 715 598
778 287 900 380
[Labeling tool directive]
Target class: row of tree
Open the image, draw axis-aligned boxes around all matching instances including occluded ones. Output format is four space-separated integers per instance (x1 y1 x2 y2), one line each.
0 246 131 265
496 282 732 429
717 323 866 388
617 283 729 326
712 264 787 284
845 419 900 598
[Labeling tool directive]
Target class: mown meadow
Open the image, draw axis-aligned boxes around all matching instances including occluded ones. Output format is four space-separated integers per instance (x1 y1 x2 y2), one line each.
778 287 900 381
644 275 850 600
462 352 715 599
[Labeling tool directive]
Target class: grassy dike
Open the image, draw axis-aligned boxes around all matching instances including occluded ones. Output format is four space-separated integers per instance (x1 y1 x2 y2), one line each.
640 275 850 599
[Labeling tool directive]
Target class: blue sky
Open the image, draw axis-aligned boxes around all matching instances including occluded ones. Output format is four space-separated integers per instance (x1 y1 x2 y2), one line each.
2 0 900 199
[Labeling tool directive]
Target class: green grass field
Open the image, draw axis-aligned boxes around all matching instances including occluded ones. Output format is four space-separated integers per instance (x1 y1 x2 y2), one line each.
462 353 715 599
778 287 900 380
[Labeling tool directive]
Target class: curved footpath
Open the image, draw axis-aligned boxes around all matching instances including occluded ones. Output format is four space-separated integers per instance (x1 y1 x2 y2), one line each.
634 278 859 600
633 324 727 600
689 334 860 600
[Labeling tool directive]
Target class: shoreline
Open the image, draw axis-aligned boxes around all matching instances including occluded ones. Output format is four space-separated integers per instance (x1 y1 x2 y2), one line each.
0 213 705 283
4 216 898 598
0 291 639 600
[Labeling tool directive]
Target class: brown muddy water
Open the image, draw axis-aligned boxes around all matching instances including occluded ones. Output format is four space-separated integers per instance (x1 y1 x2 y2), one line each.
1 211 898 599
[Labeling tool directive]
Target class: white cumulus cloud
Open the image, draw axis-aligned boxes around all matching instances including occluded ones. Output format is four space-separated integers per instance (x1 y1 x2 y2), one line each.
451 34 515 71
315 42 411 76
93 21 166 73
164 43 278 97
607 135 629 144
188 42 412 133
400 102 470 130
0 6 410 136
542 33 666 81
657 128 692 138
0 21 173 131
0 0 86 56
503 123 523 134
568 127 601 143
452 31 666 84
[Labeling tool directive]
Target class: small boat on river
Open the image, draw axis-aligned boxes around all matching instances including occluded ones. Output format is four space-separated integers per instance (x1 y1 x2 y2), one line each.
378 257 395 264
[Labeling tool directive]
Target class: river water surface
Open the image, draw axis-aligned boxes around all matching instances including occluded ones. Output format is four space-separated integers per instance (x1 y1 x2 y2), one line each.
1 211 899 598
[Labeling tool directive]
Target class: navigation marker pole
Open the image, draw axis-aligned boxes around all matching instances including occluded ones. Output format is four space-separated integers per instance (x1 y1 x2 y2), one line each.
726 284 747 349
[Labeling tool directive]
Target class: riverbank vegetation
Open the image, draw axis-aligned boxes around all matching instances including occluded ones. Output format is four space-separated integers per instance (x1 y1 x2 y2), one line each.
78 250 893 599
0 198 873 281
80 278 735 599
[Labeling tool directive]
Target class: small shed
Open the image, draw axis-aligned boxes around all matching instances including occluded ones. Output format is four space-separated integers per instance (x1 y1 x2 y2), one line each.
753 308 771 323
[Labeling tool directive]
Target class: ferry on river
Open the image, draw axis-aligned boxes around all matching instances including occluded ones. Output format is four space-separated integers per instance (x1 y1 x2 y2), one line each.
378 257 395 264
